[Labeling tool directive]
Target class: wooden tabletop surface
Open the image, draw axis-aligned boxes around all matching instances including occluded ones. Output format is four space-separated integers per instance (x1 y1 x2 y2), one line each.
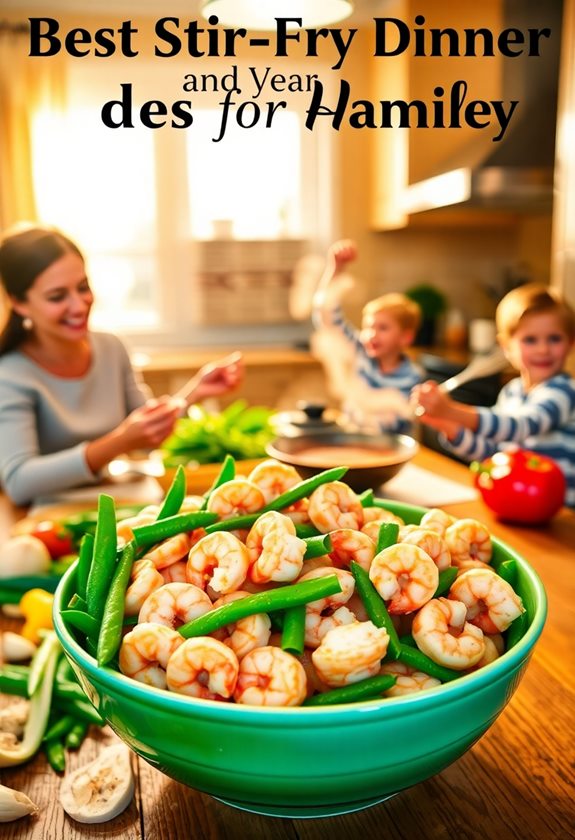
0 447 573 839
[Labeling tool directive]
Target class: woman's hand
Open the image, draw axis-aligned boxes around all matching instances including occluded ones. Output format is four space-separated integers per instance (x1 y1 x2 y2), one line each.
115 397 182 450
189 352 244 401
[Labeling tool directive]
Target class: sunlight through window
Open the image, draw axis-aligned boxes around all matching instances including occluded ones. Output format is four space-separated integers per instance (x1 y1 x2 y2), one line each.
186 110 302 240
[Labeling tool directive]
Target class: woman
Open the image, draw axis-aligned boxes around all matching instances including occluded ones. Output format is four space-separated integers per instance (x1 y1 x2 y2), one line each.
0 224 243 505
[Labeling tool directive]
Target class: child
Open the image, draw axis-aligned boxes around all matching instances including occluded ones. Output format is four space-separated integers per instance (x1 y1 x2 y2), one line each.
313 239 422 433
411 282 575 508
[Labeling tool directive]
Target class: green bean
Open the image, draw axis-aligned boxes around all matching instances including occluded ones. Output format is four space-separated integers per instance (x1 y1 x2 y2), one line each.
358 488 375 507
397 643 461 682
506 611 529 650
65 720 89 750
398 634 417 648
67 593 87 611
54 697 104 726
75 532 93 602
200 454 236 510
434 566 458 597
350 562 401 660
179 575 342 639
132 511 218 548
303 674 397 706
0 587 23 605
157 464 187 519
43 714 76 743
294 523 321 539
56 655 77 685
496 558 518 587
262 467 348 512
205 513 259 534
123 614 138 627
281 604 306 655
375 522 399 554
86 494 118 623
55 680 92 705
97 541 136 667
303 534 332 560
60 609 99 639
44 737 66 773
0 668 28 697
0 574 60 593
0 668 90 706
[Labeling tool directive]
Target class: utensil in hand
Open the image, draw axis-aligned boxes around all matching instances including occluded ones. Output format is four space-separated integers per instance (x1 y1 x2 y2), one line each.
438 346 508 393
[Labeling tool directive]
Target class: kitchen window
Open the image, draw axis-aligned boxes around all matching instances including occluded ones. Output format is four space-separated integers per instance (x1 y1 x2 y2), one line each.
30 59 335 346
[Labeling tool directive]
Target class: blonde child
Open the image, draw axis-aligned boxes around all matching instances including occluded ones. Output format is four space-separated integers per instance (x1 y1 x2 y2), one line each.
411 282 575 507
313 239 422 433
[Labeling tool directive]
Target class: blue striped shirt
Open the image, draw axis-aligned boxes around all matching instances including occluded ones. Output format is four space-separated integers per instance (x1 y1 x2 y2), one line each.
330 306 423 434
441 372 575 508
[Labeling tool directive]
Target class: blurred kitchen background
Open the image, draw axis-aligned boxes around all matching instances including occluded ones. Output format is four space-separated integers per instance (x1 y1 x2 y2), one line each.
1 0 574 415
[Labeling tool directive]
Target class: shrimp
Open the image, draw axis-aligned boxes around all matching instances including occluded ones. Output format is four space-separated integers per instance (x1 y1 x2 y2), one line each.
399 528 451 571
116 508 159 545
142 532 193 570
186 531 250 595
363 506 405 526
245 511 306 584
207 478 265 520
138 582 213 629
412 597 485 670
234 645 307 707
247 459 301 504
449 567 525 634
361 521 387 543
166 637 239 700
379 661 441 697
467 634 503 672
369 543 439 614
119 622 183 688
124 559 164 617
211 591 272 659
308 481 364 533
298 567 357 649
180 495 205 512
160 560 188 583
311 621 389 687
445 518 493 567
281 497 311 525
419 508 456 536
328 528 375 572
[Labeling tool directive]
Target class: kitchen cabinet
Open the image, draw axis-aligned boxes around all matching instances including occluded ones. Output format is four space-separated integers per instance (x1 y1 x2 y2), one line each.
369 0 557 230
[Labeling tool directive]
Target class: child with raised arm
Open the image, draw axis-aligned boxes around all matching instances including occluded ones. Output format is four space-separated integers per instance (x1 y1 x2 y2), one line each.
411 282 575 507
313 239 422 433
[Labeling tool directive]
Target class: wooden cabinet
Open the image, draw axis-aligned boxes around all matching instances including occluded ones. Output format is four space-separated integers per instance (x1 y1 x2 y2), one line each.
135 347 325 410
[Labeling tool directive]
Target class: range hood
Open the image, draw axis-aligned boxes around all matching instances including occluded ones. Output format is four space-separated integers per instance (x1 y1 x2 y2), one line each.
403 0 562 215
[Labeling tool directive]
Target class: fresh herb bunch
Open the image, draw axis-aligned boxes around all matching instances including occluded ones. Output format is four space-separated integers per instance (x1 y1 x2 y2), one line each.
160 400 276 467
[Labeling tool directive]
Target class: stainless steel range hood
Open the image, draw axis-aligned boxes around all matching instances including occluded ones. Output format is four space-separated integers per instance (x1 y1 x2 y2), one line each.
402 0 562 215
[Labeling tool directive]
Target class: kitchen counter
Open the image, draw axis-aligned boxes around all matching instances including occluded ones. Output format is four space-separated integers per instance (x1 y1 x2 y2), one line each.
0 447 573 839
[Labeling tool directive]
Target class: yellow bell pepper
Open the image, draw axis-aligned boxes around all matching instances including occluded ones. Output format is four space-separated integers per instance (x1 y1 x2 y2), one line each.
19 589 54 644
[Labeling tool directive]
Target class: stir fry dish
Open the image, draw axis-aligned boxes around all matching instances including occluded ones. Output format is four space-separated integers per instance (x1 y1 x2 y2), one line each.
57 456 528 708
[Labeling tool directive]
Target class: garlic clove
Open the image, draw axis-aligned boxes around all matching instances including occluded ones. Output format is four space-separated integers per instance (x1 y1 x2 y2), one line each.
1 632 37 662
0 535 51 578
59 743 134 824
0 783 39 822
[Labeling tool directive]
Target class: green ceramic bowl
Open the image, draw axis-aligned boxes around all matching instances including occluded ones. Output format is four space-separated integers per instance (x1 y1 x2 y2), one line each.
53 501 547 819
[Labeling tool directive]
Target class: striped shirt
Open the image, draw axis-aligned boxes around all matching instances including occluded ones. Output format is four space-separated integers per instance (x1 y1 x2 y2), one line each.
330 306 423 434
441 372 575 508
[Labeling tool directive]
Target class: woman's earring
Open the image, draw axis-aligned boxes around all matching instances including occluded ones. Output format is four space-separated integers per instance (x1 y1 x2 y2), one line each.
22 317 33 330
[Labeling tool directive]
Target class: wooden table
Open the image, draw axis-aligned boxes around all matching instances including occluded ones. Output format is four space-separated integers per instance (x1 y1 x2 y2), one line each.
0 447 573 839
